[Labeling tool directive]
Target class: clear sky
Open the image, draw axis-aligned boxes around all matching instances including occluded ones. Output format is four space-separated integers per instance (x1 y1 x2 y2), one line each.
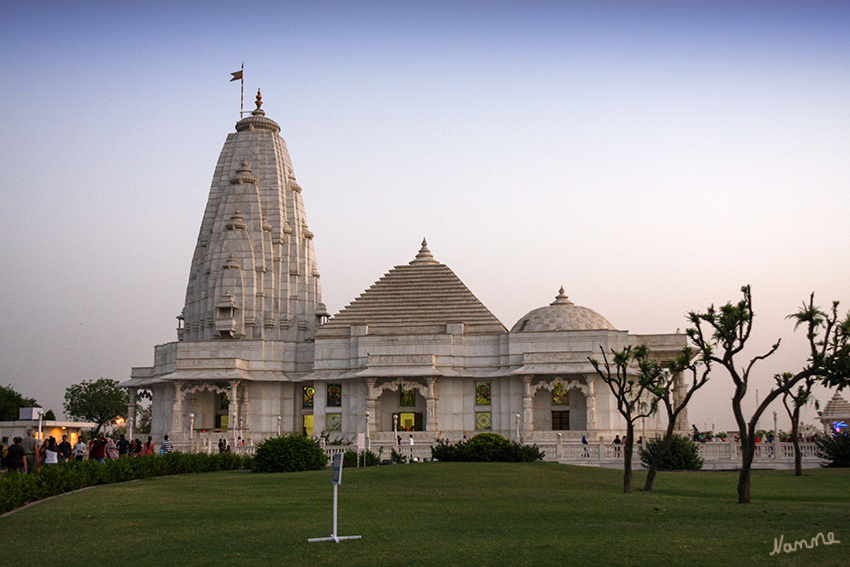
1 1 848 433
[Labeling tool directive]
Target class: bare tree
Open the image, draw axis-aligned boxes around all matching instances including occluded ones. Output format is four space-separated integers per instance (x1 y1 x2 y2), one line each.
687 286 850 503
641 346 711 491
589 344 660 494
779 372 817 477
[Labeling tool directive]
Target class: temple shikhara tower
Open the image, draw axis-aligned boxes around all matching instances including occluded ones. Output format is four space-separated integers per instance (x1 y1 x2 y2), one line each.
126 92 328 441
126 92 689 451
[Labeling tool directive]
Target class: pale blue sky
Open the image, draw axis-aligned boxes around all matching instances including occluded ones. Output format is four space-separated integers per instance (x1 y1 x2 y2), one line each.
1 1 848 432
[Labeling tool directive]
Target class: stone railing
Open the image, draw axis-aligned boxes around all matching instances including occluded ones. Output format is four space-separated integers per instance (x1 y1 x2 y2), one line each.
172 439 823 471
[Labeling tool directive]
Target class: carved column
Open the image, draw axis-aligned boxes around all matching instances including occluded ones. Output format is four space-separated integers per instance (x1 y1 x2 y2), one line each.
522 376 533 433
240 383 250 436
228 380 241 446
586 376 597 431
171 381 184 436
366 378 378 432
425 377 439 433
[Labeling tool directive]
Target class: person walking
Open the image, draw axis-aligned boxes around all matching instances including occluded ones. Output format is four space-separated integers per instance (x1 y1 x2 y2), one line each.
89 434 107 464
58 435 72 462
160 435 173 454
4 437 27 472
117 434 130 458
143 436 155 456
22 429 37 474
105 438 119 460
43 437 60 466
72 437 87 461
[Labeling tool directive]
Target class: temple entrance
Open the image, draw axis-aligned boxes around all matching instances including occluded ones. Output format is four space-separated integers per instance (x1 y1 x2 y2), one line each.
552 410 570 430
398 412 423 432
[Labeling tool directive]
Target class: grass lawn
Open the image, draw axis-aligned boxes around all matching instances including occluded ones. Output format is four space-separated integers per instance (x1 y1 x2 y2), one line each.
1 462 846 567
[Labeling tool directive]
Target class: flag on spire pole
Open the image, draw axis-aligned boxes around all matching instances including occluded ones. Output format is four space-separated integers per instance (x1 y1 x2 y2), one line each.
230 63 245 117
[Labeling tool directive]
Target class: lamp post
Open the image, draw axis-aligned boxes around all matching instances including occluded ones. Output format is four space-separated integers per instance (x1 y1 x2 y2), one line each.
189 413 195 452
516 413 521 443
393 413 398 446
231 412 237 450
365 411 371 452
773 410 779 460
37 410 43 441
276 415 281 436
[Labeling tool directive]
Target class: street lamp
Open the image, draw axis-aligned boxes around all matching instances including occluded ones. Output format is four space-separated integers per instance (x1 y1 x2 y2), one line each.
516 413 521 443
365 410 371 452
773 411 779 460
393 413 399 445
276 415 281 436
189 413 195 452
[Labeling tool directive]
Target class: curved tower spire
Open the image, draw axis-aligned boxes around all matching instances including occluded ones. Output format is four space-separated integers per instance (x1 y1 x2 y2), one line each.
179 91 323 341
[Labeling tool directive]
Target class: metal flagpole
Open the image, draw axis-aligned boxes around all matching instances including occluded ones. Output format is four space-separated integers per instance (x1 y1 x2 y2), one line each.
230 63 244 118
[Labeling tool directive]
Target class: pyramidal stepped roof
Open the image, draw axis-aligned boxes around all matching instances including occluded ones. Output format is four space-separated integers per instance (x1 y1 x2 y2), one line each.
317 240 506 336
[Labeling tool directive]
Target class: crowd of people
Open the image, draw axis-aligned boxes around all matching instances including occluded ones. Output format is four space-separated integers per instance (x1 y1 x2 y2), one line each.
0 430 172 473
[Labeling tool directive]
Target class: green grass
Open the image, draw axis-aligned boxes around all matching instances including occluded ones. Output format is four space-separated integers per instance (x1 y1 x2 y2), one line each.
1 463 847 567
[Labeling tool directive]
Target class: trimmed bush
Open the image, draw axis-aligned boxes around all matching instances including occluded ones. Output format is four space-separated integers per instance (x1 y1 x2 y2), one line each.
431 433 544 463
252 434 328 473
817 434 850 467
0 452 246 514
639 434 704 471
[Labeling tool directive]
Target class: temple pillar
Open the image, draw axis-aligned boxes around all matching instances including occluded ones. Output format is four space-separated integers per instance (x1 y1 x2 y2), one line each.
228 380 241 446
366 378 377 432
240 383 251 437
522 376 533 434
171 381 184 437
425 377 439 433
586 376 597 431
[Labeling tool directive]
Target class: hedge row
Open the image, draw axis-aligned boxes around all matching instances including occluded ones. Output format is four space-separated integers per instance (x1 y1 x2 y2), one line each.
431 433 545 462
0 452 246 514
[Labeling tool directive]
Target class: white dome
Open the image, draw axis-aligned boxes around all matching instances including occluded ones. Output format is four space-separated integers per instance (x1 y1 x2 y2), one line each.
511 287 615 332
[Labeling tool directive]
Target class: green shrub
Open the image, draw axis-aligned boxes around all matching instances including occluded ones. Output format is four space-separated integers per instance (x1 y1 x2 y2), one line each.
0 452 247 515
342 450 380 468
639 434 704 471
252 434 328 473
817 434 850 467
430 433 544 463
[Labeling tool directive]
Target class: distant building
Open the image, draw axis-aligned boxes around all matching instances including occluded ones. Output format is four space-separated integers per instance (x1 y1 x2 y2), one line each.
124 92 688 448
0 410 96 446
819 391 850 435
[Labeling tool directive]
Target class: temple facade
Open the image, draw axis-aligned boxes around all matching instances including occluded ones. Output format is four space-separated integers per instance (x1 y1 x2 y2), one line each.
125 93 689 449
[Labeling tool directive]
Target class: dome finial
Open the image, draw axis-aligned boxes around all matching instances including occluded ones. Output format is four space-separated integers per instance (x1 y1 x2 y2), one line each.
411 238 436 264
251 89 266 117
551 286 574 306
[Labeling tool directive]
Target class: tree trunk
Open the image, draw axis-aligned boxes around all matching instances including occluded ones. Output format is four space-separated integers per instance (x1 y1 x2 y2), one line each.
791 407 802 477
644 419 676 492
623 423 634 494
738 439 754 503
732 390 752 504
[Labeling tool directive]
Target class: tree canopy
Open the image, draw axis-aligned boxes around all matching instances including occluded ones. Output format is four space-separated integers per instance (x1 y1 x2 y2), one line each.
687 286 850 503
0 384 39 421
63 378 129 434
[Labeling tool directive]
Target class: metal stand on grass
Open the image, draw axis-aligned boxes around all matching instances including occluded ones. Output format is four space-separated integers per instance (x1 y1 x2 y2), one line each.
308 453 361 544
